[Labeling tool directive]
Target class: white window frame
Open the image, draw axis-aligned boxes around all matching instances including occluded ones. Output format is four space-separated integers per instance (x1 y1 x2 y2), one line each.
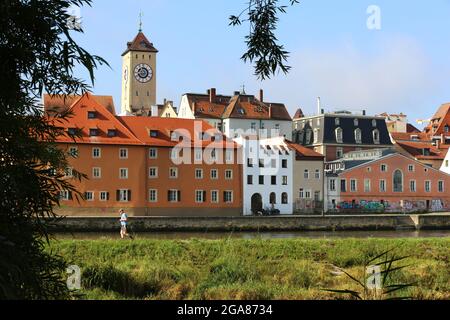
211 169 218 180
60 190 70 201
168 189 179 202
119 148 128 159
364 179 371 192
149 167 158 178
410 180 417 192
119 168 128 179
119 189 129 202
224 191 233 203
379 179 386 192
211 190 219 203
195 190 205 203
92 167 101 179
92 147 101 159
329 179 336 192
169 167 178 179
149 148 158 159
350 179 357 192
85 191 94 201
195 168 204 179
100 191 108 202
69 147 78 158
425 180 431 193
225 169 233 180
149 189 158 202
438 180 444 193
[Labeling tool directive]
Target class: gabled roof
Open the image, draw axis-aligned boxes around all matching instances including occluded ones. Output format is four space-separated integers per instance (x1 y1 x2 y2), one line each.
52 93 142 145
286 141 324 160
395 140 446 160
293 108 305 119
424 103 450 136
44 94 116 115
122 32 158 56
407 123 421 133
185 93 231 119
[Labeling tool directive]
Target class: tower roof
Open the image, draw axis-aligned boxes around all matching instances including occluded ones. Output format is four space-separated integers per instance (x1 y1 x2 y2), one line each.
122 32 158 56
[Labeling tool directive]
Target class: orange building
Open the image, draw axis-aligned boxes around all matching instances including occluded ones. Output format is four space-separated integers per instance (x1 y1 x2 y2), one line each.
52 94 242 216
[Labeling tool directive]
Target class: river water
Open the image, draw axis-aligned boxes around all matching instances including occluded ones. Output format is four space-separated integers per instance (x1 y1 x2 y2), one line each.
55 230 450 240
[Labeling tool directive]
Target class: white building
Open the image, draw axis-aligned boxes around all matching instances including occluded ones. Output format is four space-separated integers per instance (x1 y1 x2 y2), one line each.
178 88 293 140
441 149 450 174
234 136 294 215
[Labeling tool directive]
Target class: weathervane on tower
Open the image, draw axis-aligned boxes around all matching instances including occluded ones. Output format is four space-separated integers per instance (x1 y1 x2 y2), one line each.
139 11 143 32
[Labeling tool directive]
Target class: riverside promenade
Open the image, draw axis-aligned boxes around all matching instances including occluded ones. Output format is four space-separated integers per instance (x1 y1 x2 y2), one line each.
50 213 450 232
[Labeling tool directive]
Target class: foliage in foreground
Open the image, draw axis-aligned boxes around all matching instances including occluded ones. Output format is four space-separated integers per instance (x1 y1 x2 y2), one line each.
0 0 106 299
49 238 450 300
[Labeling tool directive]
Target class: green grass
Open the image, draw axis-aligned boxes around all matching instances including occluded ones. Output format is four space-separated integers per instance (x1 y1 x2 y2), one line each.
48 238 450 300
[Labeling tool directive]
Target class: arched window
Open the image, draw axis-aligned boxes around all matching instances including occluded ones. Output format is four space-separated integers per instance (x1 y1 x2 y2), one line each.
393 170 403 192
313 129 319 143
355 128 362 144
282 193 288 204
335 127 343 143
354 118 359 126
270 192 276 204
373 129 380 144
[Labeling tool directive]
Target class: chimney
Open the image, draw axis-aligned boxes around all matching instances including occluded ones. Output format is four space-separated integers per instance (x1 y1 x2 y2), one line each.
163 98 167 105
317 97 321 116
269 103 272 119
259 89 264 102
151 105 159 117
209 88 216 103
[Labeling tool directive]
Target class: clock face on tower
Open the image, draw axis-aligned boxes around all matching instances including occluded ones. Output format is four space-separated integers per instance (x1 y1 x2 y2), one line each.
134 64 153 83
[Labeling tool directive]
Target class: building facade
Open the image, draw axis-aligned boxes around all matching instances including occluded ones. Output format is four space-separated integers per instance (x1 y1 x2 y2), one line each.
54 94 242 217
293 112 393 162
324 149 450 213
234 136 293 215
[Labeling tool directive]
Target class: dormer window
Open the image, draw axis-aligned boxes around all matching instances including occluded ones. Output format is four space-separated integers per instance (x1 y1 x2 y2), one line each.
372 119 377 127
445 125 449 133
335 118 340 126
355 128 362 144
150 130 158 138
423 148 430 156
107 129 117 137
335 127 343 143
373 129 380 144
89 128 99 137
305 129 312 144
68 128 77 136
354 119 359 126
88 111 97 119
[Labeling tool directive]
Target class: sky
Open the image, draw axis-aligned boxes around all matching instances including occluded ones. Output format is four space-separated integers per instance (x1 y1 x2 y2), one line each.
72 0 450 126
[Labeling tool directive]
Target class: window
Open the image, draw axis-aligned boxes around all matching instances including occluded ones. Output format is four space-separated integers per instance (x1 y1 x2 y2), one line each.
281 193 288 204
299 189 304 198
195 190 206 203
84 191 94 201
372 119 377 127
92 167 101 179
119 148 128 159
379 180 386 192
150 130 158 138
107 129 117 137
69 147 78 158
275 124 280 131
335 128 343 143
59 190 71 201
381 164 387 172
355 128 362 144
169 167 178 179
282 176 288 185
247 158 253 167
304 170 309 179
87 111 97 119
305 129 312 144
259 175 264 185
350 179 357 192
354 119 359 126
225 170 233 180
247 175 253 185
425 181 431 193
68 128 77 136
149 148 158 159
445 160 449 168
195 169 203 179
410 180 416 192
271 176 277 185
225 150 233 163
438 181 444 193
408 165 415 172
119 168 128 179
329 179 336 191
65 167 73 178
364 179 371 192
100 191 109 202
168 190 180 202
211 169 218 179
89 128 99 137
393 170 403 192
211 190 219 203
270 159 277 168
340 179 347 192
170 149 179 160
92 147 101 159
195 149 202 162
282 159 288 168
313 129 319 143
251 123 256 131
260 122 265 130
314 191 321 201
269 192 276 204
259 159 264 168
223 191 233 203
336 147 344 159
149 167 158 178
305 190 311 199
335 118 340 126
315 169 320 179
373 129 380 144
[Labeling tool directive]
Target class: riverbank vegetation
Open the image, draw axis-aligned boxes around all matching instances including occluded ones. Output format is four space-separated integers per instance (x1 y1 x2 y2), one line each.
50 238 449 300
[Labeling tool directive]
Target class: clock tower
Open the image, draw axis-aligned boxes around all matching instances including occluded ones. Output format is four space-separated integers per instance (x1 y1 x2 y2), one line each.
121 30 158 115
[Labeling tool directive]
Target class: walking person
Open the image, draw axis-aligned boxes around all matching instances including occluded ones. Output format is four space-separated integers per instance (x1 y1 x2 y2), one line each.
119 209 133 240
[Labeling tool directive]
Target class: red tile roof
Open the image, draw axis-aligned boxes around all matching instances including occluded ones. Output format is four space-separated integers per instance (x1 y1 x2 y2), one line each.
122 32 158 55
396 140 446 160
44 94 116 115
52 94 142 145
186 93 231 119
424 103 450 137
286 141 324 160
293 108 305 119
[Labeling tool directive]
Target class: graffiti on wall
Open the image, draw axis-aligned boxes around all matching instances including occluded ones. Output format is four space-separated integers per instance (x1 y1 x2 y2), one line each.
333 199 449 213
